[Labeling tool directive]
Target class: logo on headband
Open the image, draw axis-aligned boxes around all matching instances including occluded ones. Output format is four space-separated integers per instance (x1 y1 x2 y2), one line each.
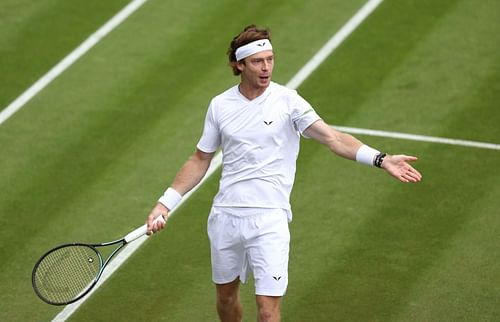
235 39 273 61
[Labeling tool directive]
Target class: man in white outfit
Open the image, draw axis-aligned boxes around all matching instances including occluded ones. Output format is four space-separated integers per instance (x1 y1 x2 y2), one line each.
146 25 422 322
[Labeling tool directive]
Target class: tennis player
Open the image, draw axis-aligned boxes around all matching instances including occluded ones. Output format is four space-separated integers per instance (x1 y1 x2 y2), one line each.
146 25 422 322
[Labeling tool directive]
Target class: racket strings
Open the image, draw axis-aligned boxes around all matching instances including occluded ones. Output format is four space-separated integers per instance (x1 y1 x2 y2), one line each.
34 245 101 304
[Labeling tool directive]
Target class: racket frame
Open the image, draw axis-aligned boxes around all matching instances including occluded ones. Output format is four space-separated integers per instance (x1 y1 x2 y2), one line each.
32 238 126 306
32 215 164 305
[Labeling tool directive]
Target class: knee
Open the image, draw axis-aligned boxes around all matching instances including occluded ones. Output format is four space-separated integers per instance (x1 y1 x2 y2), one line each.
257 307 280 322
257 309 273 322
217 291 239 307
217 283 240 308
216 289 243 321
256 296 281 322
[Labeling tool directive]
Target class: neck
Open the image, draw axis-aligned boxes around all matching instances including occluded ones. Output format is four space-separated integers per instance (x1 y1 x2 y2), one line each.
238 81 268 100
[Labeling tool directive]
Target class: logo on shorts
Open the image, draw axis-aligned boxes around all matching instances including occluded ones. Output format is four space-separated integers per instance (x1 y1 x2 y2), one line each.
264 121 273 125
273 276 282 281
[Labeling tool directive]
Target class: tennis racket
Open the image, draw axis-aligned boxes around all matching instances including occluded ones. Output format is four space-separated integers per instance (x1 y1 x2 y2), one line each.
32 215 165 306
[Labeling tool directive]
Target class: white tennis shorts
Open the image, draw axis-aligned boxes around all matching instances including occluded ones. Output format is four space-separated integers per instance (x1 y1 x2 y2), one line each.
207 207 290 296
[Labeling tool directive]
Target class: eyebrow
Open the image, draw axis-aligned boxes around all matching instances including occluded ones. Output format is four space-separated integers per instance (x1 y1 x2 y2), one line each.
251 55 274 61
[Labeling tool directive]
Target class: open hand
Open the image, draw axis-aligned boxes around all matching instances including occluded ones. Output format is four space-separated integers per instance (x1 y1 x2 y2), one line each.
382 155 422 183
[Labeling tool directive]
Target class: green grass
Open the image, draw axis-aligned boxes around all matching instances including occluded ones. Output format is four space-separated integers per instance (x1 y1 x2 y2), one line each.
1 0 499 321
0 0 131 109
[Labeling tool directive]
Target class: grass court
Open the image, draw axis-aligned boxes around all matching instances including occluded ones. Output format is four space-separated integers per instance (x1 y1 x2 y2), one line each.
1 0 499 321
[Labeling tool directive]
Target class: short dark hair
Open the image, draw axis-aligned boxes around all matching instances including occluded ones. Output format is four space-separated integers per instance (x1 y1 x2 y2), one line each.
227 25 272 76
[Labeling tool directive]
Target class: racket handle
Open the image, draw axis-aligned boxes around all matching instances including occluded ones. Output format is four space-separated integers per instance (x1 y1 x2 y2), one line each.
124 215 166 243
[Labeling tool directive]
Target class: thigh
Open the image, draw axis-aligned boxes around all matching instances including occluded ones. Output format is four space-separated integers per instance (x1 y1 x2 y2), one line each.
207 208 246 284
245 210 290 296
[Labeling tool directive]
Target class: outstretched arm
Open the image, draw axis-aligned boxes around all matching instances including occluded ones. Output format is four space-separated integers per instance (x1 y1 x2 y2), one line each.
146 149 215 233
303 120 422 183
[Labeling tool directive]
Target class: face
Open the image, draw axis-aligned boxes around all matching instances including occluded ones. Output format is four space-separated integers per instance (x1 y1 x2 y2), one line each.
237 50 274 90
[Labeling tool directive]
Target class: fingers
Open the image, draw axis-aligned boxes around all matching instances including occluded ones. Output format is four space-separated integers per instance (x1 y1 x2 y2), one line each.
147 214 166 235
386 154 422 183
146 203 169 235
399 164 422 183
403 156 418 162
408 166 422 182
400 170 420 183
393 154 418 163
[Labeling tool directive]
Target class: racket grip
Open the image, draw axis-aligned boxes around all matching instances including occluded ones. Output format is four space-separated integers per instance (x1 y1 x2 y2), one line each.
124 215 166 243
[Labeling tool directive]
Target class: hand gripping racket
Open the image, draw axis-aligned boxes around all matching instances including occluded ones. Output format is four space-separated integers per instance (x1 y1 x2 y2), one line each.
32 216 165 305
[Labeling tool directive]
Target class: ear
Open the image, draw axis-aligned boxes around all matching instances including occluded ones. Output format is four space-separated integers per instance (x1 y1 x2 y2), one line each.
236 61 245 72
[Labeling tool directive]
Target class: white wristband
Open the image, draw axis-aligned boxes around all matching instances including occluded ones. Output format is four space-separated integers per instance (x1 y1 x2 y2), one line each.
356 145 380 166
158 187 182 211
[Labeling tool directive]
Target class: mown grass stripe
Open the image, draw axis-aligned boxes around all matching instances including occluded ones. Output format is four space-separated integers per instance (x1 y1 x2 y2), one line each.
287 0 383 90
0 0 147 126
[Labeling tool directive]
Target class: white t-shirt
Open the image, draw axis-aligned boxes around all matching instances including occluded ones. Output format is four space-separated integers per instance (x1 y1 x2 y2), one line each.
197 82 321 219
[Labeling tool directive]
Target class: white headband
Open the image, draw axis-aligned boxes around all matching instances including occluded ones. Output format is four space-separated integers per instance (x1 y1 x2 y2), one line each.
235 39 273 61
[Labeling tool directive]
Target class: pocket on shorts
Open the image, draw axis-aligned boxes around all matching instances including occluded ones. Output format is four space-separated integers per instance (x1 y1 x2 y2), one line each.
207 207 220 241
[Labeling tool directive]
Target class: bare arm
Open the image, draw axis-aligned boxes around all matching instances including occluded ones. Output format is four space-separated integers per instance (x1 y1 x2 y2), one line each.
170 149 216 195
303 120 363 159
303 120 422 183
147 149 215 233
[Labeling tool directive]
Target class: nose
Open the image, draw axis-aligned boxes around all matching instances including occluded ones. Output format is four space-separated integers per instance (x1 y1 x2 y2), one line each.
262 60 270 71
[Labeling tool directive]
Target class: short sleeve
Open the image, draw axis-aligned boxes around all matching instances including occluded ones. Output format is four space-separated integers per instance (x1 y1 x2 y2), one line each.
290 92 321 137
196 101 221 153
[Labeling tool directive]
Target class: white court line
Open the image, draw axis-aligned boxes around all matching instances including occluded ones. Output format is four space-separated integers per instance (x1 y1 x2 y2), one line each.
334 126 500 151
52 0 384 320
287 0 383 89
0 0 148 126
